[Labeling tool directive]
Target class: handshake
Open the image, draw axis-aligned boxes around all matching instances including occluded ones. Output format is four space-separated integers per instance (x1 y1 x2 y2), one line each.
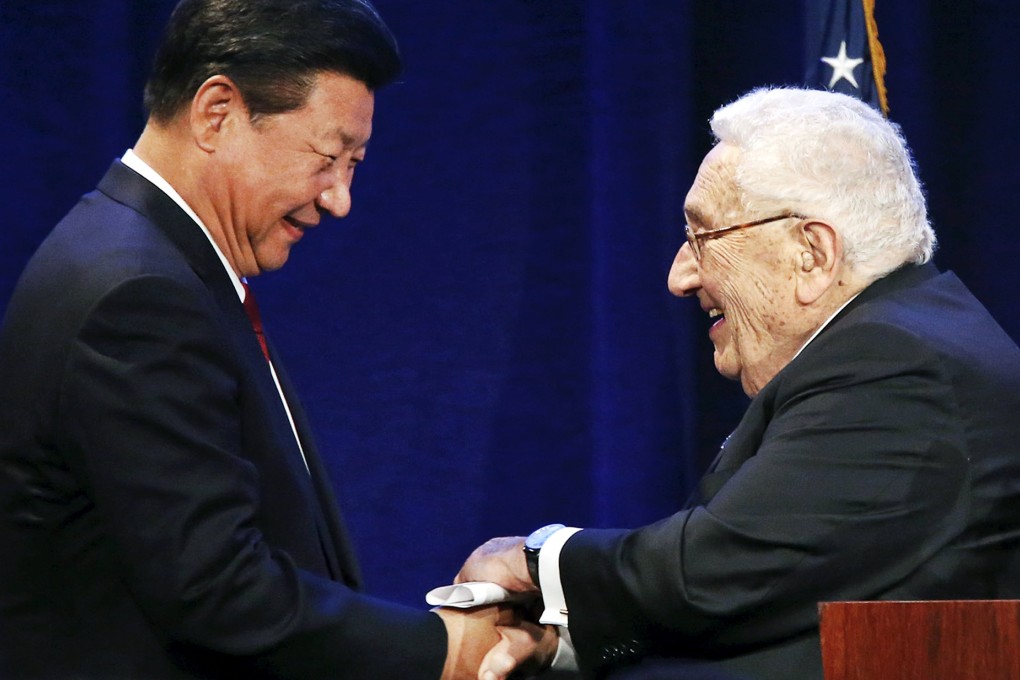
435 536 564 680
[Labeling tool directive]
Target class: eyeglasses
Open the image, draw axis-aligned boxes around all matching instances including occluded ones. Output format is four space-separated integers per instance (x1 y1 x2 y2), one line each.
685 212 807 261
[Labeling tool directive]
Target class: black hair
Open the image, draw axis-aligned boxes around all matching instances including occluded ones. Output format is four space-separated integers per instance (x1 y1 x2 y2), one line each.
143 0 401 123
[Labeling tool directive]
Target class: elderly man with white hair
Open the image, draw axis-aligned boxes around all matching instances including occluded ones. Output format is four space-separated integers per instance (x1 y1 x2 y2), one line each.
458 87 1020 680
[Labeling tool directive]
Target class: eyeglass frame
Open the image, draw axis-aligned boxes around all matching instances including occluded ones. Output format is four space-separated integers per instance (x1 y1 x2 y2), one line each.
685 212 808 261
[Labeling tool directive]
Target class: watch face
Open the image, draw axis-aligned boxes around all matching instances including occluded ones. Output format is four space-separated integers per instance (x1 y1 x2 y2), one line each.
525 523 565 550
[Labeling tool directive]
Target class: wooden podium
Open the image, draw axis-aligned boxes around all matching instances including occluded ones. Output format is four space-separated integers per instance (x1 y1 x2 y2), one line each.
819 600 1020 680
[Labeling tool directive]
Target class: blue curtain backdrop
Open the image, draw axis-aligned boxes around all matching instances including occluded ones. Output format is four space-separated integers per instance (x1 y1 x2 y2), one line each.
2 1 1019 608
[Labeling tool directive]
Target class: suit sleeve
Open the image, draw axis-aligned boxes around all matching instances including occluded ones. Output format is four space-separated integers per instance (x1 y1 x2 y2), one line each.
57 274 446 679
559 321 970 675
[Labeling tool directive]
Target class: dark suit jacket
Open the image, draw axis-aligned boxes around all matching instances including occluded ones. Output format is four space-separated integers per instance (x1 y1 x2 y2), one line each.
559 263 1020 679
0 161 447 678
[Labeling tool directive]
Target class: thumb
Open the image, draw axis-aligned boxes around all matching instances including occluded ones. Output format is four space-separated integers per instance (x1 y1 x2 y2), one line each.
479 632 522 680
477 633 517 680
478 624 556 680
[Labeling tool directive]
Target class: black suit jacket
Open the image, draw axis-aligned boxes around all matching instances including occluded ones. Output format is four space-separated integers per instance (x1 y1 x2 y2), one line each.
0 161 447 678
559 263 1020 679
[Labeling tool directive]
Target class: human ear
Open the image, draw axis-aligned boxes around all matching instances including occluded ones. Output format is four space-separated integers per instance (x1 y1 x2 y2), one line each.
189 75 245 152
794 219 842 305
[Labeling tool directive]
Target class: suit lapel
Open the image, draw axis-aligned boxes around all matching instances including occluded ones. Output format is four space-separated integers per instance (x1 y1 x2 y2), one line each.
96 160 360 585
271 352 364 589
690 263 941 507
97 161 231 296
97 161 272 390
690 397 769 506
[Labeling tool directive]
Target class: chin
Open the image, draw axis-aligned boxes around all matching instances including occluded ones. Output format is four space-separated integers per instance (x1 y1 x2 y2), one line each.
715 351 746 383
255 256 288 273
256 246 294 273
713 356 740 383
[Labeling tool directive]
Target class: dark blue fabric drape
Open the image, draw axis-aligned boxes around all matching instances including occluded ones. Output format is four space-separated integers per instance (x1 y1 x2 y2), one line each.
2 1 1018 608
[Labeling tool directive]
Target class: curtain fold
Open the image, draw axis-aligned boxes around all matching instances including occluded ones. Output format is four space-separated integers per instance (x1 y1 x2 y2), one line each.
2 0 1018 608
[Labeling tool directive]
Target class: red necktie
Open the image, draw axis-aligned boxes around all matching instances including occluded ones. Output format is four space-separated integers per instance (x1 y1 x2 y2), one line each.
241 281 271 362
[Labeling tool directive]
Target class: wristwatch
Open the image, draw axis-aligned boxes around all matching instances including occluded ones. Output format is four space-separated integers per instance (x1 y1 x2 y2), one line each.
523 523 565 589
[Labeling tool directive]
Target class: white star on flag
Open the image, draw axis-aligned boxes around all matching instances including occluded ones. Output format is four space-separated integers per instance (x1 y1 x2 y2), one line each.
821 40 864 89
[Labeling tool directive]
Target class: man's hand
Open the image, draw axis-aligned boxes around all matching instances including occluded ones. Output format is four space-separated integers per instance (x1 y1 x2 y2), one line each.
479 620 559 680
434 605 511 680
454 536 534 593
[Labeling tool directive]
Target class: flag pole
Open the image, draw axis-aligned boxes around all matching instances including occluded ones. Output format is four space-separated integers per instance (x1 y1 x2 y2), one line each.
862 0 889 116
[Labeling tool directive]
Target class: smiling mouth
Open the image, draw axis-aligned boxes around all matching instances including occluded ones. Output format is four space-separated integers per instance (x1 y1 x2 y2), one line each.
284 216 316 231
707 308 727 336
281 217 318 241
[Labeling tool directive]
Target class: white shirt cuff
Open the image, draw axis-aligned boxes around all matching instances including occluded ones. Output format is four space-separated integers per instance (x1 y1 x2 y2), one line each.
537 526 581 627
549 627 579 671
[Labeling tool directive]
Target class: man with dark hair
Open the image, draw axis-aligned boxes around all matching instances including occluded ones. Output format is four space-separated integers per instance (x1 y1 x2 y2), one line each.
0 1 517 677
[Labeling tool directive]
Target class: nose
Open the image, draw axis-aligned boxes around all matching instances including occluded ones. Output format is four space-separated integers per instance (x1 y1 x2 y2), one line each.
317 175 352 218
667 241 701 297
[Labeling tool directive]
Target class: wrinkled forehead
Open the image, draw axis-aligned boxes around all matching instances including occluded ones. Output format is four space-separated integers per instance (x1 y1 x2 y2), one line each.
684 143 744 227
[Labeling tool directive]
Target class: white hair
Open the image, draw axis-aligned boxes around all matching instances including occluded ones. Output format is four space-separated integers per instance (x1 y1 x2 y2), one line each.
710 87 935 281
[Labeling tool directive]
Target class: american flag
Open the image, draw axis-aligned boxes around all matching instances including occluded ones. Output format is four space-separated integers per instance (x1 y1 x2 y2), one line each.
805 0 889 116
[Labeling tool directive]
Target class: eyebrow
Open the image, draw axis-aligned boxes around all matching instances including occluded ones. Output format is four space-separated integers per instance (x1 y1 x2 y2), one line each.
684 205 709 227
328 128 368 150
